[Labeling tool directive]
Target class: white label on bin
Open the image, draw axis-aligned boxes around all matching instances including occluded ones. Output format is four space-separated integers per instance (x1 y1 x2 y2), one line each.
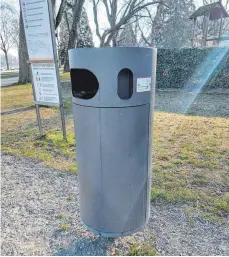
137 77 151 92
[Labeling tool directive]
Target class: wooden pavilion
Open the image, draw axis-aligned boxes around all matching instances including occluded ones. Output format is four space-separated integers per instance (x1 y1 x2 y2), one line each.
190 1 229 47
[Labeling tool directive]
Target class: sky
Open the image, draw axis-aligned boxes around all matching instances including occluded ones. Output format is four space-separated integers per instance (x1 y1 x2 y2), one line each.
4 0 228 55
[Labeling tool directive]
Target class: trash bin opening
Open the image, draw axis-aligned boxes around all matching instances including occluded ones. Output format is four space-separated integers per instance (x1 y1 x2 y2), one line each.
70 69 99 99
118 68 133 100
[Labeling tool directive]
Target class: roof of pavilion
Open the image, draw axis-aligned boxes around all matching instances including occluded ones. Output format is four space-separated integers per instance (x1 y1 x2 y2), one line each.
190 1 229 20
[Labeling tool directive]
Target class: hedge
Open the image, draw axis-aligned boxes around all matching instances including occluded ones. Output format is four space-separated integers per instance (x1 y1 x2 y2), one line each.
156 47 229 89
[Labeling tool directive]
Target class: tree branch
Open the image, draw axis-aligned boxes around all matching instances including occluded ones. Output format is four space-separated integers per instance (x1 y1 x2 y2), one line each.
103 0 112 25
64 10 70 33
138 22 151 46
92 0 102 41
55 0 67 29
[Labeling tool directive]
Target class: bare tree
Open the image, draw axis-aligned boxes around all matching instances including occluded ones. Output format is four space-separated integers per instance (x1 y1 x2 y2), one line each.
138 0 195 48
92 0 161 47
137 3 165 47
0 2 18 70
11 13 20 50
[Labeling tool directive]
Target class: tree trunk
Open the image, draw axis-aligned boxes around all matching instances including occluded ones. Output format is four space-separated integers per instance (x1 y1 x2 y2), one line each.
4 51 10 70
112 36 117 46
18 12 30 84
64 0 85 72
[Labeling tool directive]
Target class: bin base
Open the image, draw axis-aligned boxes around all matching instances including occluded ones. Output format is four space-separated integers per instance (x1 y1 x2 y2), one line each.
82 219 148 238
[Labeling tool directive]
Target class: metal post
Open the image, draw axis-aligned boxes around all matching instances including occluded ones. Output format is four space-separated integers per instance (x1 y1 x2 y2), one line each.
218 12 223 45
47 0 67 140
203 14 209 47
29 63 43 135
35 104 43 135
192 18 196 47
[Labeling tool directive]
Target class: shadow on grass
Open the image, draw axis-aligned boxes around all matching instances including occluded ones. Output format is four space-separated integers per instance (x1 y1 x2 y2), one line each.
155 90 229 118
1 105 35 116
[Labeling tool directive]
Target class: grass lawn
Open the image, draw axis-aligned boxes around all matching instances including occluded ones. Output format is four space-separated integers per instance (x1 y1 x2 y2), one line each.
1 72 70 113
60 72 70 81
1 83 229 222
152 112 229 222
1 84 33 112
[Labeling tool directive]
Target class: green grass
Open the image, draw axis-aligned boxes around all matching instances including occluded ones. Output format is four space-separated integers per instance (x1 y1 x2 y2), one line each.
151 187 198 203
1 127 76 172
128 245 157 256
60 72 70 81
67 195 73 201
113 235 158 256
57 212 65 219
59 223 69 231
128 241 158 256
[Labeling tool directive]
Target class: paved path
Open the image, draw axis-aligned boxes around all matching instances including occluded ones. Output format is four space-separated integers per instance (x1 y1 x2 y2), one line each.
1 153 229 256
1 77 19 87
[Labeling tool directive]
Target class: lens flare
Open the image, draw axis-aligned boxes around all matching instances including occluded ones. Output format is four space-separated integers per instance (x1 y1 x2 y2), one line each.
178 46 229 114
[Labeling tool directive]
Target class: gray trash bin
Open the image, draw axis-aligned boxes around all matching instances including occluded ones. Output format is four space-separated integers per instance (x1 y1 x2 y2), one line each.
69 47 157 237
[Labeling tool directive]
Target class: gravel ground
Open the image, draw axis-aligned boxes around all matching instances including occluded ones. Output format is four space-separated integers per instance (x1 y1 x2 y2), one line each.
1 153 229 256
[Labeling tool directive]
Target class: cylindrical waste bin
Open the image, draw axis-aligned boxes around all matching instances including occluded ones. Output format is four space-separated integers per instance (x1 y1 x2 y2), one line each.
69 47 157 237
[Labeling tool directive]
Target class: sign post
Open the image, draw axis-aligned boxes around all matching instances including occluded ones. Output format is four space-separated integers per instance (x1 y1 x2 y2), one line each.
47 0 66 140
20 0 66 140
29 62 43 135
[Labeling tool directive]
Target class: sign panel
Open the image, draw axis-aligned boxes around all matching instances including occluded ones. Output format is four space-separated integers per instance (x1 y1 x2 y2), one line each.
137 78 151 92
20 0 54 61
19 0 66 139
31 63 59 104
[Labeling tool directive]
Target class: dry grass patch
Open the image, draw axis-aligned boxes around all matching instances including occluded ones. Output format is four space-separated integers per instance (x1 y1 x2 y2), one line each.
1 84 33 112
152 112 229 221
1 75 70 113
1 107 58 134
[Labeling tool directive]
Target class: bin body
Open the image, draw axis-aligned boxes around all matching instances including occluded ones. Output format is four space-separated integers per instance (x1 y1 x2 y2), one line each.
69 47 157 237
